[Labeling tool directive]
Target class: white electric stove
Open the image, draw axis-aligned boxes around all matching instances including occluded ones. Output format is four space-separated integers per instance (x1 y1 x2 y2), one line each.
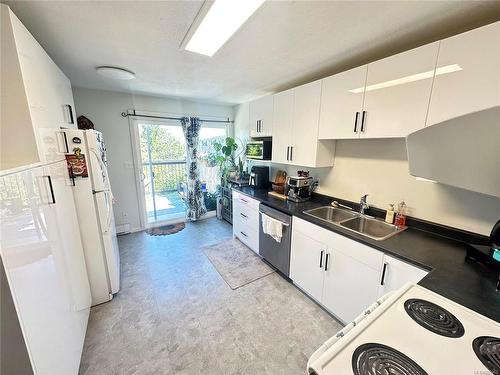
308 283 500 375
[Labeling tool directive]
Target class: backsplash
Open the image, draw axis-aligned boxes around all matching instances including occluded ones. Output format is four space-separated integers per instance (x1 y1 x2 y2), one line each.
247 138 500 236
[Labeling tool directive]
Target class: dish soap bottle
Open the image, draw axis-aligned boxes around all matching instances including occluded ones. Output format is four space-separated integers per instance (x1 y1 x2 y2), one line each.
395 201 407 227
385 204 396 224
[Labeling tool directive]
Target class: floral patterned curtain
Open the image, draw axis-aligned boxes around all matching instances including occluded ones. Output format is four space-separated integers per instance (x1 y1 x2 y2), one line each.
180 117 207 220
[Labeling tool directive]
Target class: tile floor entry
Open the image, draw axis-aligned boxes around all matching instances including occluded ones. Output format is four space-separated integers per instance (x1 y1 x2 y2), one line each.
79 218 343 375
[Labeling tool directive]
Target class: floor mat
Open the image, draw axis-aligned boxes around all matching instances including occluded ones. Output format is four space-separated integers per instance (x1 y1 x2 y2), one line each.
146 222 185 236
201 238 275 289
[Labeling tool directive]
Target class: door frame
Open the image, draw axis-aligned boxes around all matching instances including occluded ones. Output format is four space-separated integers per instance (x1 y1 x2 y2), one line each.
129 118 187 229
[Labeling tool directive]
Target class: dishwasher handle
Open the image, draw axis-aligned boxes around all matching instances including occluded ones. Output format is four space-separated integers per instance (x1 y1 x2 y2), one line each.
259 210 290 226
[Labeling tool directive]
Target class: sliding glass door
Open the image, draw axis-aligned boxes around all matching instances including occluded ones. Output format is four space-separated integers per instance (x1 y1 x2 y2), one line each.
133 119 227 227
138 122 187 224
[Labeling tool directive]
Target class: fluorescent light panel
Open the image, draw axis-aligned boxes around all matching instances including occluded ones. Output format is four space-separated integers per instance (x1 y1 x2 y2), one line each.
185 0 265 56
349 64 462 94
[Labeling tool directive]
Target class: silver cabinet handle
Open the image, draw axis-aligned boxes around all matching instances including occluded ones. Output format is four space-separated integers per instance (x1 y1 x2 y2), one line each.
319 250 324 268
240 231 248 238
240 213 248 218
289 146 293 161
354 111 360 133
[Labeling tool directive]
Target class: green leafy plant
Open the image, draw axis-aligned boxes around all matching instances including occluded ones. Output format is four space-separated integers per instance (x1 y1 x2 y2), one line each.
213 137 238 187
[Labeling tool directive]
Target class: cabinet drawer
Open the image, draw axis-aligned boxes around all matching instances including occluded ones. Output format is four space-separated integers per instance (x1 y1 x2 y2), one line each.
232 191 260 211
234 205 259 228
234 216 259 253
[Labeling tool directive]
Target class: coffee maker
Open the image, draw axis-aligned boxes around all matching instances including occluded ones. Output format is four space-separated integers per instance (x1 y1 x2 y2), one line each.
249 166 269 189
285 176 313 202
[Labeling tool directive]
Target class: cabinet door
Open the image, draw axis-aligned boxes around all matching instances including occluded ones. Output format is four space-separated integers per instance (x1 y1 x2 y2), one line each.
272 89 294 164
361 42 439 138
322 250 382 323
249 95 274 137
427 22 500 126
291 81 322 166
290 228 326 303
378 255 428 297
319 65 367 139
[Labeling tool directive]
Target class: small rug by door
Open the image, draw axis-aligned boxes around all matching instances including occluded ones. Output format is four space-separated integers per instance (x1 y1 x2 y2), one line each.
146 222 185 236
201 238 275 290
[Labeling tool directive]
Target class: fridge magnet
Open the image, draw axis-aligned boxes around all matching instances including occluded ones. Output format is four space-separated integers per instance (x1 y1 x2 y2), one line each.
66 147 88 178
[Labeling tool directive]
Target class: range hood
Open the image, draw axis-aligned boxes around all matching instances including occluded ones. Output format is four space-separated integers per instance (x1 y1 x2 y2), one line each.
406 107 500 197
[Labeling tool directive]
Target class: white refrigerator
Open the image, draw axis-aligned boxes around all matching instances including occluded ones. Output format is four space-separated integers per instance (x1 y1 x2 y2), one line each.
62 129 120 306
0 161 91 374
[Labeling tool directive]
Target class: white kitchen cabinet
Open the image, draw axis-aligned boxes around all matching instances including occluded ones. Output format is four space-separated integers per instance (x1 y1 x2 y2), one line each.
427 21 500 127
0 162 90 375
290 217 430 324
271 81 335 167
272 89 294 164
292 81 335 167
322 249 382 323
232 191 260 253
360 42 439 138
1 5 77 171
290 226 327 303
249 95 274 137
319 65 368 140
378 254 428 297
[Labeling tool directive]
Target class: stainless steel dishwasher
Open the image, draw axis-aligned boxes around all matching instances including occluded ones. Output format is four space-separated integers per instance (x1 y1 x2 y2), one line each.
259 204 292 277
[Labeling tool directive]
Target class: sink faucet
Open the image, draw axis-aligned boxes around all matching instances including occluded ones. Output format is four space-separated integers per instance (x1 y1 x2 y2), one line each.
359 194 369 214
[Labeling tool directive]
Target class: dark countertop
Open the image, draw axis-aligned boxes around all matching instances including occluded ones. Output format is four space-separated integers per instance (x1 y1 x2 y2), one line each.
233 186 500 322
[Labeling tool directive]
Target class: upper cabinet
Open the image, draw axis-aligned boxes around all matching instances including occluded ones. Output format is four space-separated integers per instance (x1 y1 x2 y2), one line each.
1 5 77 171
361 42 439 138
319 43 439 139
272 81 335 167
319 65 367 140
426 22 500 127
272 89 294 164
249 95 274 137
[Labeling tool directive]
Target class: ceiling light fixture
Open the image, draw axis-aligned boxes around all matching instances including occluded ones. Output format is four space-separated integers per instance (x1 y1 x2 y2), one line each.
349 64 463 94
183 0 266 57
96 66 136 80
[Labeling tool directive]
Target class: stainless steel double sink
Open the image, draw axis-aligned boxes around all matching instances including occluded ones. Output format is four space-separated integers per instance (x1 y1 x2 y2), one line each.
303 206 406 241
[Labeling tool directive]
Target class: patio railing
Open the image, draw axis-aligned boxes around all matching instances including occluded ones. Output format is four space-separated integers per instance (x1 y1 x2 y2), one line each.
143 160 186 192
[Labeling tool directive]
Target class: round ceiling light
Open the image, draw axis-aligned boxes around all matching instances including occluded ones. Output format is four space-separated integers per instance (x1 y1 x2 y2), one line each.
96 66 135 80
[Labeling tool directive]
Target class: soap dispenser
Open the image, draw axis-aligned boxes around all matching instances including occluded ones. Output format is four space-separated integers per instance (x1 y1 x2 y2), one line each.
385 204 396 224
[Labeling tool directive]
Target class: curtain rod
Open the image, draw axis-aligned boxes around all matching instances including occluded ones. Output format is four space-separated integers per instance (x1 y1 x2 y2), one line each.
121 110 233 124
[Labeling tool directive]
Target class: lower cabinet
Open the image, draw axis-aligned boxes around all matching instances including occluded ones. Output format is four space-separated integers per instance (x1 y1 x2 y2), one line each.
378 254 428 297
232 191 260 253
322 250 382 323
289 228 326 302
290 216 428 323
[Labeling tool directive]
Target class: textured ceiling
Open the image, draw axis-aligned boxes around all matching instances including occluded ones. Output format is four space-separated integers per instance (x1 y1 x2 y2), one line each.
4 0 500 104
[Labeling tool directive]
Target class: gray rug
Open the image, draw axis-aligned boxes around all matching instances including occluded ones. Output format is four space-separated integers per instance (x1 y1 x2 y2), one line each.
201 238 275 290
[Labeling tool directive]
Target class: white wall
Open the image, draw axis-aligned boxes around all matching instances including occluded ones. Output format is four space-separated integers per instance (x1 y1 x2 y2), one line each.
73 87 234 232
234 104 500 236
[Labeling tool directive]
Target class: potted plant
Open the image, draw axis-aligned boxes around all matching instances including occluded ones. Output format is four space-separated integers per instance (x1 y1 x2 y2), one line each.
212 137 238 220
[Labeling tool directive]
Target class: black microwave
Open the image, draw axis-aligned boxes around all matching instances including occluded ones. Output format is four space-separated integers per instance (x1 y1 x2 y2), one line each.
246 140 272 160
